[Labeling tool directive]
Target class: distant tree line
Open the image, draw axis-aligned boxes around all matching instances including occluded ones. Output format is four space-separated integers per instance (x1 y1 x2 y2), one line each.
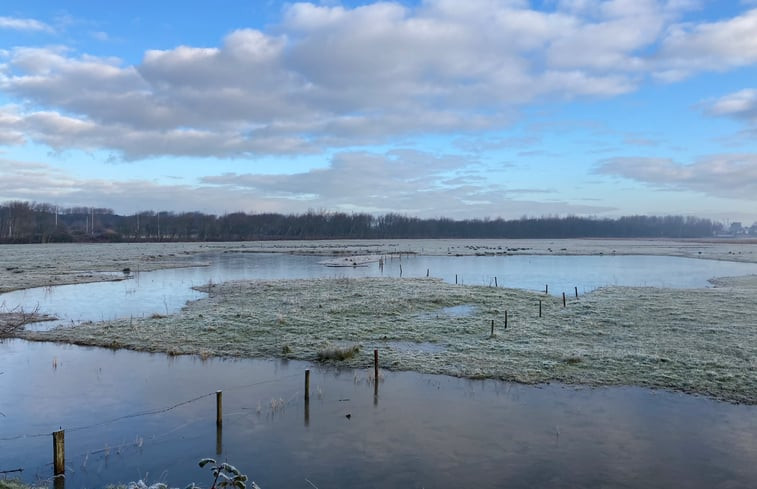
0 200 733 244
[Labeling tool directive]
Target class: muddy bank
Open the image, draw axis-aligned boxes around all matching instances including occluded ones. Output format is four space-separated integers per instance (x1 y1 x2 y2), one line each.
20 275 757 404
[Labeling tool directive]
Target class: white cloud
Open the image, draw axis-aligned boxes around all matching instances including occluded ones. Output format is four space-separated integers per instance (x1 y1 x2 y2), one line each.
0 16 53 32
0 153 612 218
655 8 757 80
705 89 757 122
596 154 757 200
0 2 754 159
200 149 613 217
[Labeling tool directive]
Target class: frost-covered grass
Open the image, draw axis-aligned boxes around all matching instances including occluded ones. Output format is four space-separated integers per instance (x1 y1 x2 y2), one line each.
316 344 361 361
0 242 211 293
0 481 47 489
21 276 757 404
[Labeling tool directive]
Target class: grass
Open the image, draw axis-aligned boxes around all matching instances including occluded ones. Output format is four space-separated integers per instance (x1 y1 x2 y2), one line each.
0 481 45 489
0 309 56 337
18 275 757 404
317 344 360 362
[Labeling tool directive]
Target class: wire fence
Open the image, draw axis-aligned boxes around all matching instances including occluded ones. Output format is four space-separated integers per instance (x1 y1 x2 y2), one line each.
1 372 304 442
0 370 310 482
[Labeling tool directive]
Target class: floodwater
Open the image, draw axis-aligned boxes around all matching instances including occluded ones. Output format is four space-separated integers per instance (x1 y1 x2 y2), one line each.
1 339 755 489
4 253 757 330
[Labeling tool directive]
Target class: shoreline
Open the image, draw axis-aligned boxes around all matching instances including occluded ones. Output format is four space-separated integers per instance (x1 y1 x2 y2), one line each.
2 238 756 293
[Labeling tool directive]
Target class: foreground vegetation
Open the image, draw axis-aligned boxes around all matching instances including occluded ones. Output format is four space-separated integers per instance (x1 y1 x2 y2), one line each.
0 458 257 489
20 275 757 404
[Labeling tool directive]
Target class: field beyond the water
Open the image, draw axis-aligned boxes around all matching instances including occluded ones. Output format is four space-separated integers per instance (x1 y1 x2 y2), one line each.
20 273 757 404
2 238 757 293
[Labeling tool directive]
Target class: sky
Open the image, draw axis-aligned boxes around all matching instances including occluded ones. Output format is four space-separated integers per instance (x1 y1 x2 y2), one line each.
1 0 756 223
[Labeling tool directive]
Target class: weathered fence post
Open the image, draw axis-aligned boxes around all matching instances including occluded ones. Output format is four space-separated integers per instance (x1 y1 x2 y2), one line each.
490 319 495 336
505 310 508 329
539 300 542 318
305 368 311 426
216 391 223 427
53 429 65 476
494 276 498 287
455 274 458 285
575 286 578 298
562 292 566 307
545 284 548 295
373 349 380 398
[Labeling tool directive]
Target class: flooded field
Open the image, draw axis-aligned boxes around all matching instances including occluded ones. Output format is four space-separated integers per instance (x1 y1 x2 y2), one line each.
2 238 757 294
4 251 757 331
21 275 757 404
1 339 755 489
1 239 757 487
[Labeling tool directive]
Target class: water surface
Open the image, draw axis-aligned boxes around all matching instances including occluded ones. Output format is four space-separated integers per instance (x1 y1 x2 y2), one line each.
3 253 757 331
0 339 754 489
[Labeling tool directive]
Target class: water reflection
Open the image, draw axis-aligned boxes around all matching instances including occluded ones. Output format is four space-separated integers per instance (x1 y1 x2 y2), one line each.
1 339 755 489
4 253 757 331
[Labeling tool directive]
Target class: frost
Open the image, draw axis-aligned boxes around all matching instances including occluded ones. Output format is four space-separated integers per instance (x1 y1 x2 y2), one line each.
21 275 757 404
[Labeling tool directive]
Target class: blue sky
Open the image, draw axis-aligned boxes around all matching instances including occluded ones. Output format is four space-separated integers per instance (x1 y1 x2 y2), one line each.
1 0 757 223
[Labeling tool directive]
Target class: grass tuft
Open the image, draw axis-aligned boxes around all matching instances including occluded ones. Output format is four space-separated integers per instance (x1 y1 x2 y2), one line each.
317 345 360 362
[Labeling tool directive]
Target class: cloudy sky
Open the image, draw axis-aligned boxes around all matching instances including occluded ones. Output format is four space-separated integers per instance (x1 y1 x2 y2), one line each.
1 0 756 222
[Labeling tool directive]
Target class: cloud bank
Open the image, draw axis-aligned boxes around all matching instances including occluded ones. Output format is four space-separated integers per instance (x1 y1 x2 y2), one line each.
2 1 757 160
0 152 612 218
597 154 757 200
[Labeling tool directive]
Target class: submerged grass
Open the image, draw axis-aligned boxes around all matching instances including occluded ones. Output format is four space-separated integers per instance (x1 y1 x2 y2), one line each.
19 276 757 404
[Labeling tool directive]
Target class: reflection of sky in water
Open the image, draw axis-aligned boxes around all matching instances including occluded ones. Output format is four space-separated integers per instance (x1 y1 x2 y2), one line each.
1 339 755 489
4 253 757 330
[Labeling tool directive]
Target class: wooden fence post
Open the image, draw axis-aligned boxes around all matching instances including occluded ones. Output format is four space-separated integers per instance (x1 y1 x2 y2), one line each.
53 429 65 476
305 369 311 401
216 391 223 427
